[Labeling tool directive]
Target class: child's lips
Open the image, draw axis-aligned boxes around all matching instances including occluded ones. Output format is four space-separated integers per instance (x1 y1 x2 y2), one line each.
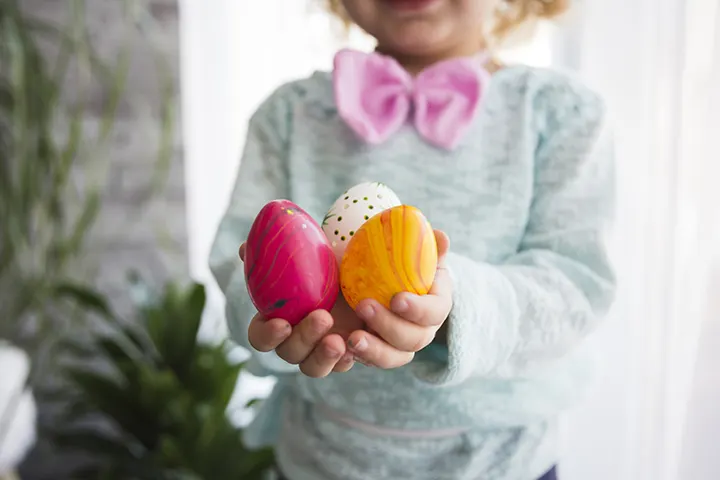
382 0 441 13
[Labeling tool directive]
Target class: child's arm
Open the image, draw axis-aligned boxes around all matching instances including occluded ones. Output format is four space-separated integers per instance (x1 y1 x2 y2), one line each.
413 86 616 385
208 85 299 377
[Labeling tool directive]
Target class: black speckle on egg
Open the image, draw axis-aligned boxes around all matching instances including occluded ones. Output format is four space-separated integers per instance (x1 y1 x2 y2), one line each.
272 299 288 309
344 196 349 200
341 236 346 241
363 196 368 201
350 231 355 236
364 215 369 220
368 205 374 210
353 199 358 203
338 216 343 221
334 230 339 235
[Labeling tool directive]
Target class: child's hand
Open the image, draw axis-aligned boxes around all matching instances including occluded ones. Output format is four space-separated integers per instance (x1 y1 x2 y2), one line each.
247 310 356 378
239 244 356 378
346 230 453 369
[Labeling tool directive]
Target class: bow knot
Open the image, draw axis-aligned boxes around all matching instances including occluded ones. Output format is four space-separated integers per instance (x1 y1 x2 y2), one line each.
332 49 491 150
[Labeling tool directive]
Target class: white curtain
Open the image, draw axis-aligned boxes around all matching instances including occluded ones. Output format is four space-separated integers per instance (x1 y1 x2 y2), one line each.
556 0 720 479
179 0 720 477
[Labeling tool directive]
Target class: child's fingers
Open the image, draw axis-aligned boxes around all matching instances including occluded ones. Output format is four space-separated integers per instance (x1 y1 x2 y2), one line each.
429 264 453 298
275 310 334 365
347 330 415 370
357 299 434 353
433 229 450 263
389 268 453 327
299 334 346 378
333 353 355 373
247 315 292 352
381 230 452 328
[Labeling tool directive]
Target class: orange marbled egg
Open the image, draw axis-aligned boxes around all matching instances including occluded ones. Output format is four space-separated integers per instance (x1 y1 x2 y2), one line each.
340 205 438 310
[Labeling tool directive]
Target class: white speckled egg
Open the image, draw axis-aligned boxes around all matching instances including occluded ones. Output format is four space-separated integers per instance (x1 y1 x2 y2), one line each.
322 182 402 261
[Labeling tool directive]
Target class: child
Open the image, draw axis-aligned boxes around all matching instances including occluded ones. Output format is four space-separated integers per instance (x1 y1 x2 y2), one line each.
209 0 615 478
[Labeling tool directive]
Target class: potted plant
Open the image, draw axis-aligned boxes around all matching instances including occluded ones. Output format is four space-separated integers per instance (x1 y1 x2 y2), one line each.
1 0 174 473
50 277 275 479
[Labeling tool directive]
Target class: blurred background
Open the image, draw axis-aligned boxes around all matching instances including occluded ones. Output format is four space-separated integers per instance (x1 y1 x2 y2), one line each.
1 0 718 479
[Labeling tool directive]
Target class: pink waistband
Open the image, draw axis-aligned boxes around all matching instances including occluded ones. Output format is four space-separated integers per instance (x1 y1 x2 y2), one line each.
315 404 471 439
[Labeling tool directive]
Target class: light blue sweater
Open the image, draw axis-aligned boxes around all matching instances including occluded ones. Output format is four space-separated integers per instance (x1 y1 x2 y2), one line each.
209 64 616 480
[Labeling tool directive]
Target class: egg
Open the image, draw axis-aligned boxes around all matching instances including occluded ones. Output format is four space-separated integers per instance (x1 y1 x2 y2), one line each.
244 200 339 326
340 205 438 310
322 182 402 261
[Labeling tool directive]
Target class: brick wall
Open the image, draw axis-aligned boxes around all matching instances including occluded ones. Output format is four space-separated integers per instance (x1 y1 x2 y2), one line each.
18 0 186 477
31 0 187 315
87 0 187 315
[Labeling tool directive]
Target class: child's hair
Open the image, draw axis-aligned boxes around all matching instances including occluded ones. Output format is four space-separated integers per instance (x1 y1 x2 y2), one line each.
323 0 569 45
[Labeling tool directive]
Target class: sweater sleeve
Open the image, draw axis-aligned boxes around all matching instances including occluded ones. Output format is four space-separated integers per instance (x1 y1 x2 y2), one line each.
208 85 300 377
411 83 616 385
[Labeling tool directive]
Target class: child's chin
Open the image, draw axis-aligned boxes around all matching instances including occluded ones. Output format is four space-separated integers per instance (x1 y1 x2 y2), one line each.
380 27 457 56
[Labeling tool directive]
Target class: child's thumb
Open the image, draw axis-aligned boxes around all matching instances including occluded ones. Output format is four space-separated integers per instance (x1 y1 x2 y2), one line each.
433 229 450 264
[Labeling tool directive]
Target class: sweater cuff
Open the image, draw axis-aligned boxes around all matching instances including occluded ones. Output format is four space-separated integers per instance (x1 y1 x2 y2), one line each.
410 252 519 385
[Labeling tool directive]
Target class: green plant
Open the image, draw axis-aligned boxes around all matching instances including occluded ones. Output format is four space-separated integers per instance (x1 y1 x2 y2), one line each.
0 2 254 476
0 0 173 374
0 0 123 468
52 278 275 479
1 0 176 467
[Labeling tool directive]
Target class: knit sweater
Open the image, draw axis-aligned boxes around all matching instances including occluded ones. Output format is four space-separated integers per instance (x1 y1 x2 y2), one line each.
209 63 615 480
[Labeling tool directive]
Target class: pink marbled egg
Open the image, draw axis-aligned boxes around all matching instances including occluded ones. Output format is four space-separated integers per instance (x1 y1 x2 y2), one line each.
244 200 339 326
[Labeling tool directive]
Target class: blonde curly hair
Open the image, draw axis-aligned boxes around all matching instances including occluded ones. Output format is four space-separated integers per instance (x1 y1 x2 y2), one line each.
323 0 569 44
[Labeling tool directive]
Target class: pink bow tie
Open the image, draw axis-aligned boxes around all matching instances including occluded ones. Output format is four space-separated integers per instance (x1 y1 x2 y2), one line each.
332 49 491 150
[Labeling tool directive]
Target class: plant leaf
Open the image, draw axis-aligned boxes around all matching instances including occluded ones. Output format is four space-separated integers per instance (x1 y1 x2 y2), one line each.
185 345 241 409
65 367 159 449
145 282 205 382
53 428 137 459
171 283 205 380
52 282 114 319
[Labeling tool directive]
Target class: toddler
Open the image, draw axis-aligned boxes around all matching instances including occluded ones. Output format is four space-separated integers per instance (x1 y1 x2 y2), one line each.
210 0 615 478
